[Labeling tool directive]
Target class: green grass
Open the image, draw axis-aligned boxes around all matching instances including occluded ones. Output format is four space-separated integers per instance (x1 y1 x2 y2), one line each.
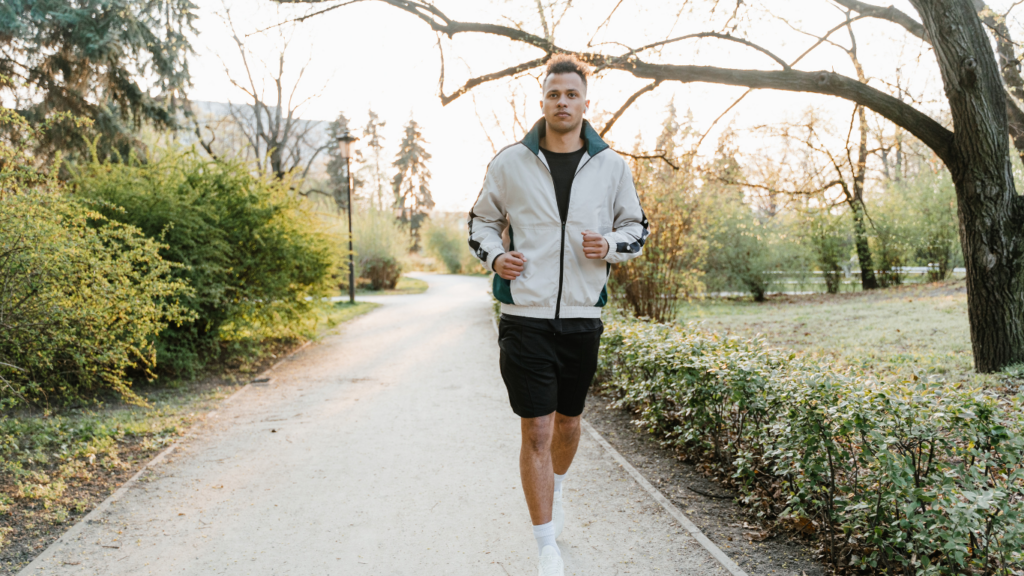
314 301 380 332
0 300 378 570
354 274 428 296
673 278 987 384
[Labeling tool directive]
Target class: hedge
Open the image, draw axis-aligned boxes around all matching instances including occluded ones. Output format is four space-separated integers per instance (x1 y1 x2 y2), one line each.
598 319 1024 575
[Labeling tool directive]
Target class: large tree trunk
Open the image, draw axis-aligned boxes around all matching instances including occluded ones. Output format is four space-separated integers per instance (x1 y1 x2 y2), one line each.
849 200 879 289
852 104 879 290
911 0 1024 372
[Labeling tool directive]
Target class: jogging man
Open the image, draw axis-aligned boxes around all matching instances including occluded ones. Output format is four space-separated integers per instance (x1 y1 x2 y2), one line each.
468 54 649 576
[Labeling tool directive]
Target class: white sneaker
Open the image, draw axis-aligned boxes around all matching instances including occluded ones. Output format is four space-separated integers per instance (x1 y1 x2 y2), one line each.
552 490 564 538
537 545 564 576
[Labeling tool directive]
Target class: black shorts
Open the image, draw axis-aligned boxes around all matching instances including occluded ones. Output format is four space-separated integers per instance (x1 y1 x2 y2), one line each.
497 318 603 419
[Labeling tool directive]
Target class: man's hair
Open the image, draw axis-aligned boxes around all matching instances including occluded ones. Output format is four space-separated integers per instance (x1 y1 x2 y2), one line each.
544 54 590 89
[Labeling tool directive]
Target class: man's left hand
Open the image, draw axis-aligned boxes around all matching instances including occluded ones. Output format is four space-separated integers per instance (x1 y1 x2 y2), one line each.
582 230 609 259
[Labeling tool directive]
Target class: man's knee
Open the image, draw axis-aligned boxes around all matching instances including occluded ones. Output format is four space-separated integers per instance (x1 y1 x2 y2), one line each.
553 413 581 437
521 414 555 453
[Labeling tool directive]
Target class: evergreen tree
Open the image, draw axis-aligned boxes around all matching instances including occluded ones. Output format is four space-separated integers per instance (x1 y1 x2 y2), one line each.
324 111 362 212
655 98 681 158
0 0 197 160
357 110 388 209
391 117 434 244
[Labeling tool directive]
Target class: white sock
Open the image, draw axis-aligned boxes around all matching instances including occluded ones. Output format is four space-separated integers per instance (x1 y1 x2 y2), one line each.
532 521 560 556
554 472 566 495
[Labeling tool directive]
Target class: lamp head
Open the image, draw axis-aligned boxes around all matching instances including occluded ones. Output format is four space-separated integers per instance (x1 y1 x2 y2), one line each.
336 130 359 159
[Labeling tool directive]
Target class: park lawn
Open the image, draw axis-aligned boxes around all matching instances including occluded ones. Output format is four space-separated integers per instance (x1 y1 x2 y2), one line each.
352 274 429 296
674 278 993 385
0 300 377 575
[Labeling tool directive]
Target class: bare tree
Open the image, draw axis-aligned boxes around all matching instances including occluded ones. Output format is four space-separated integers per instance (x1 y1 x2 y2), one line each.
272 0 1024 373
211 7 331 182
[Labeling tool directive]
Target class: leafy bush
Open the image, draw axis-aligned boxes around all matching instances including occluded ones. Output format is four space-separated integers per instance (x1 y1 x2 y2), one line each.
599 318 1024 575
353 202 407 289
703 197 787 300
870 184 916 287
887 171 961 282
0 112 191 406
611 160 706 321
71 150 337 377
803 208 852 294
422 213 485 274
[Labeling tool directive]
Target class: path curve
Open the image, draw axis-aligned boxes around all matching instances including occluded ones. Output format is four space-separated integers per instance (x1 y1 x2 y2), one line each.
21 273 727 576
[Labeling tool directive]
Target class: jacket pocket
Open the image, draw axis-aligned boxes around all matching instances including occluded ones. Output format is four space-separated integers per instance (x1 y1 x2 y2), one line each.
493 274 514 304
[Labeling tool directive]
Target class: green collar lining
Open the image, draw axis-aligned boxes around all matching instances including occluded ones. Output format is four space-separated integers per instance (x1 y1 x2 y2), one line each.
522 118 609 158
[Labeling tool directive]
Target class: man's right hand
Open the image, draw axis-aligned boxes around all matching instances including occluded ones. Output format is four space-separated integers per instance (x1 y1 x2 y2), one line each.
494 251 527 280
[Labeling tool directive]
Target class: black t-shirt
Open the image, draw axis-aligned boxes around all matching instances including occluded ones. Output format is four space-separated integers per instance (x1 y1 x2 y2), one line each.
502 144 599 334
540 145 586 223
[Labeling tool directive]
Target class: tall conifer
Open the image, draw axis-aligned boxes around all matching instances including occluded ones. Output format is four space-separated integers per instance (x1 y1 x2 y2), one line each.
391 117 434 244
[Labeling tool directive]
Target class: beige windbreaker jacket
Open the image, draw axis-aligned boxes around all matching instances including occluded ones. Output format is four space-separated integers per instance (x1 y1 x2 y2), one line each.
468 119 649 320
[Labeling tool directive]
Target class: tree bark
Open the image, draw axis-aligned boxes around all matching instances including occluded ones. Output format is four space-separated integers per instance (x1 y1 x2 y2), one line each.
910 0 1024 372
848 35 880 290
850 200 878 289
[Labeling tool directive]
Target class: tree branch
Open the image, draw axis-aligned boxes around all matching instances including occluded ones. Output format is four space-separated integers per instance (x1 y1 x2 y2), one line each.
251 0 369 36
615 148 679 170
710 176 845 197
830 0 928 42
274 0 954 164
587 0 624 47
440 57 549 106
625 62 953 164
629 32 791 70
600 80 662 137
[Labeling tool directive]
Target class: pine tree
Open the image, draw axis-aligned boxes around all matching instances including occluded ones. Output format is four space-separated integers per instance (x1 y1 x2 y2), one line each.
357 110 388 209
655 98 681 158
325 111 361 212
0 0 197 160
391 117 434 244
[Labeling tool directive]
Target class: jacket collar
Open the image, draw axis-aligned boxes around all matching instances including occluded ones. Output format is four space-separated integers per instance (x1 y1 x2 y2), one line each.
522 118 609 158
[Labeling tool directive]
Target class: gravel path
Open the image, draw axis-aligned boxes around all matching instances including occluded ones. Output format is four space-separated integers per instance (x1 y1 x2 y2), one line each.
21 273 729 576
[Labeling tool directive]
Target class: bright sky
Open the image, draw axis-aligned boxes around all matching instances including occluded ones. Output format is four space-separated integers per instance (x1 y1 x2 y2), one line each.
186 0 995 212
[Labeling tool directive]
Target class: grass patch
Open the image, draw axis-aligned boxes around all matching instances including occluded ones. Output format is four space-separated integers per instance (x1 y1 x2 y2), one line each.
355 274 428 296
314 301 380 332
0 382 233 574
673 278 987 384
0 301 377 574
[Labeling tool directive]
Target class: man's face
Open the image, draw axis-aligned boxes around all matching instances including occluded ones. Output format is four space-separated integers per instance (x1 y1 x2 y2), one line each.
540 73 589 135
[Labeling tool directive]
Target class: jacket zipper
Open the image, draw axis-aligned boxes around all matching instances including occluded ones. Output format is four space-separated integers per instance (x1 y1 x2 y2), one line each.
555 221 566 318
552 153 601 319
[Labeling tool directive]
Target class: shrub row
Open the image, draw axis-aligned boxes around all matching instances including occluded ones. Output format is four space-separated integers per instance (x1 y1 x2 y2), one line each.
598 319 1024 575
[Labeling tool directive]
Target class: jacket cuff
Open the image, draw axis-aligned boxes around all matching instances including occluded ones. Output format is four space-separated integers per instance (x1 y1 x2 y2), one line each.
486 250 505 273
602 233 623 263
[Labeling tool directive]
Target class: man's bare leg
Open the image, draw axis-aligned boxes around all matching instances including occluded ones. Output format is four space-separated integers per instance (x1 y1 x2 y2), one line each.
521 412 584 524
520 413 555 524
551 413 581 475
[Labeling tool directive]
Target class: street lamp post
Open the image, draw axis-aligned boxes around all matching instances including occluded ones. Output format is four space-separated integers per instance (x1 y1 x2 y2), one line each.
337 130 359 304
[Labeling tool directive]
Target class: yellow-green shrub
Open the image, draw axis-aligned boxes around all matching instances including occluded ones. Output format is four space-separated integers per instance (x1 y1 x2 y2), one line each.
71 150 337 377
352 203 407 289
0 112 191 406
423 214 485 274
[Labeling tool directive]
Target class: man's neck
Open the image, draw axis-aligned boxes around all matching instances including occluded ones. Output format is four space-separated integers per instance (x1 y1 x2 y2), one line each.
540 122 585 153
